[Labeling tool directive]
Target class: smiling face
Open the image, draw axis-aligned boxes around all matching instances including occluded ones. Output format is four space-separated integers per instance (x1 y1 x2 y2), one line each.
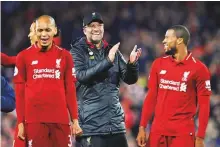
83 21 104 44
35 16 57 48
162 29 178 55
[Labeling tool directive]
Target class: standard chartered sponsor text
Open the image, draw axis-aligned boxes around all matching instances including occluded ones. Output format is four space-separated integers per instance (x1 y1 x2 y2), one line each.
33 73 55 79
33 68 57 79
160 78 180 86
159 84 179 91
34 68 55 74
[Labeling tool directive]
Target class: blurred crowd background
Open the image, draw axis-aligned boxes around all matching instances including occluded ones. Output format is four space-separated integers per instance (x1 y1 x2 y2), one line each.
1 1 220 147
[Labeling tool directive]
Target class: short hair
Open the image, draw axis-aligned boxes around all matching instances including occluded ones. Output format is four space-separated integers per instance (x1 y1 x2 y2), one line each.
36 15 56 27
169 25 190 45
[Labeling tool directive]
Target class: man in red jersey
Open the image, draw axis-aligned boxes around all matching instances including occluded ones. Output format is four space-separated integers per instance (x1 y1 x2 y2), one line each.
14 15 82 147
136 25 211 147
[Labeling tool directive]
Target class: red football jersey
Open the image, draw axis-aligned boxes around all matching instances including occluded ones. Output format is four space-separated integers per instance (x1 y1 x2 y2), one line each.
14 43 78 124
1 52 16 66
140 53 211 138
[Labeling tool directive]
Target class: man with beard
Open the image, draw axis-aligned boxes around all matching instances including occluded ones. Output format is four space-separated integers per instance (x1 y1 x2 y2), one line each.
70 12 141 147
136 25 211 147
14 15 82 147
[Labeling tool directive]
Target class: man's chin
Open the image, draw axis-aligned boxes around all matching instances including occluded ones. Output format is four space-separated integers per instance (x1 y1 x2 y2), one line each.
91 39 102 44
165 48 177 55
40 42 51 47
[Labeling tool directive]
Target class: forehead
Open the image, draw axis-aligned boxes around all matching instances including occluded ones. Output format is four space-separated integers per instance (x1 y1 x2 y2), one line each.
36 21 55 29
89 21 103 26
165 29 176 37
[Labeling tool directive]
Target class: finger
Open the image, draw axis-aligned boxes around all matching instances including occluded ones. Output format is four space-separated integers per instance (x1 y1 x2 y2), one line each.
136 49 142 57
18 134 25 140
133 45 137 52
72 127 76 135
113 42 120 51
141 139 146 147
137 48 142 54
76 130 83 136
137 138 142 147
115 42 120 46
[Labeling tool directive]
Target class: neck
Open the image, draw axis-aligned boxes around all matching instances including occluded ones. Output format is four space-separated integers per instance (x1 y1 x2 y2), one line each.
173 46 188 62
95 41 102 49
37 42 53 51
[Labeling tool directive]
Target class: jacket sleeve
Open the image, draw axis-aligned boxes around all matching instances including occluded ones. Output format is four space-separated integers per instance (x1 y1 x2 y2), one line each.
1 76 16 113
64 51 78 120
196 64 212 139
118 51 139 85
14 52 26 123
70 46 113 83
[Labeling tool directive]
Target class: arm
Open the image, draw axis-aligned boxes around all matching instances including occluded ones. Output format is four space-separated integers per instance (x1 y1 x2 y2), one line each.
64 51 78 121
118 51 139 85
140 59 159 128
70 46 113 83
1 53 16 66
14 53 26 123
1 76 15 113
140 89 157 128
196 64 212 139
137 59 159 147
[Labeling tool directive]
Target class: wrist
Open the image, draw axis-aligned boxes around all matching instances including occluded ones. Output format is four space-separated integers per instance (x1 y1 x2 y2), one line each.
196 136 204 141
72 119 79 124
139 126 145 131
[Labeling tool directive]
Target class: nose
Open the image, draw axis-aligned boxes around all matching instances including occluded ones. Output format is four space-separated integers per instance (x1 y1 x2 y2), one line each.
162 39 166 44
41 30 47 36
93 26 99 31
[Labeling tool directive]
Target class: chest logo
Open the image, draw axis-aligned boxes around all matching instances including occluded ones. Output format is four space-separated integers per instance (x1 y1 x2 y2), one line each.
56 59 61 68
182 71 190 81
31 60 38 65
160 70 167 74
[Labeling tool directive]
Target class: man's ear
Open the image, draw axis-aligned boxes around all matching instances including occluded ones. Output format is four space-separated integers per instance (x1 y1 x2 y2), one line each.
177 38 183 45
83 27 87 36
53 27 58 36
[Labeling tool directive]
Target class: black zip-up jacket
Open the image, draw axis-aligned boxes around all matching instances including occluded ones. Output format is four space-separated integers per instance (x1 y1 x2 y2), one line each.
70 37 139 136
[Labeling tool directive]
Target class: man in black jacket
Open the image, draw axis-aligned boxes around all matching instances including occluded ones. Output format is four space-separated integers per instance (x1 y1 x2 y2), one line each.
70 12 141 147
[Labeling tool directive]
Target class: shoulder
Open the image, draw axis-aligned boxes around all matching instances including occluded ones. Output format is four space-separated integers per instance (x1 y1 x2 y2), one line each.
192 57 209 71
54 44 64 51
70 38 88 53
17 45 35 58
193 58 210 77
152 56 165 66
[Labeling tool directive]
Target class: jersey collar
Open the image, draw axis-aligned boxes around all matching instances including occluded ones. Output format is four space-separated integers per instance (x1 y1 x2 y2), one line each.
169 52 194 65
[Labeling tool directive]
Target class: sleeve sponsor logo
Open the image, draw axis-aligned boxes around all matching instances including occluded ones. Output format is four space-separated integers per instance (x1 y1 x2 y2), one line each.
72 68 76 78
205 80 211 91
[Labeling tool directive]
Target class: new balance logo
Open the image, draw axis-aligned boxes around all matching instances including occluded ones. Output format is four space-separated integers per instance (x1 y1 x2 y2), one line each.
31 60 38 65
160 70 167 74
